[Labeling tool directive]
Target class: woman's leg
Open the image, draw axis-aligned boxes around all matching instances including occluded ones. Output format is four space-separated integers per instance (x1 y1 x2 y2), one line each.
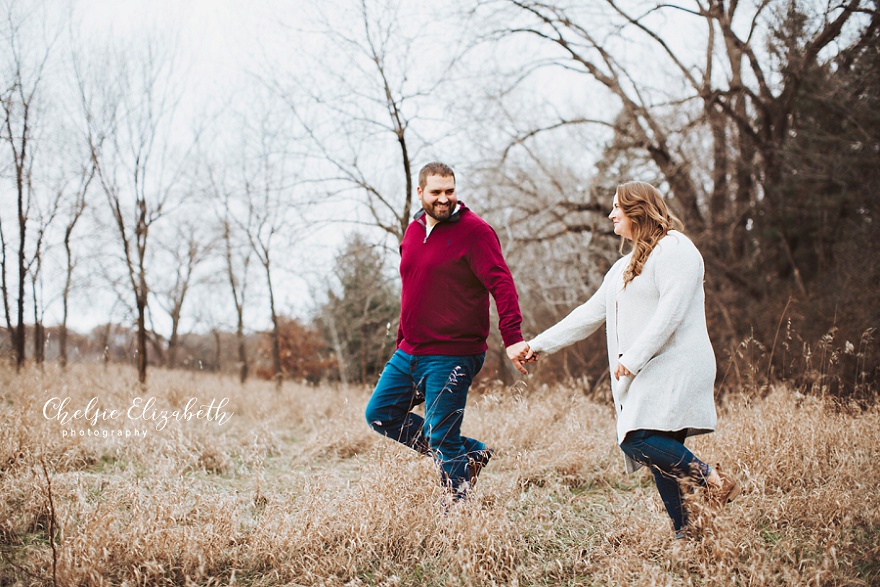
619 429 712 533
649 467 690 532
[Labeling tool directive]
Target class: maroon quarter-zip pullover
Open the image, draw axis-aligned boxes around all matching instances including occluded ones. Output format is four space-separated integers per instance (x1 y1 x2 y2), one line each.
396 203 524 356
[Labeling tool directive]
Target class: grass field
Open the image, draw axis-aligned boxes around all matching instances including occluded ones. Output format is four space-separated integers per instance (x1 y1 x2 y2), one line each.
1 363 878 586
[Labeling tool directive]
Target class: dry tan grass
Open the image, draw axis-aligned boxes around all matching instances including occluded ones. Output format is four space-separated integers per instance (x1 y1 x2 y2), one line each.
1 362 878 586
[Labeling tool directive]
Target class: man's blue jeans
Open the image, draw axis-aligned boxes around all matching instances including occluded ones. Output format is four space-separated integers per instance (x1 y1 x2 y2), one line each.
619 429 712 532
365 349 487 491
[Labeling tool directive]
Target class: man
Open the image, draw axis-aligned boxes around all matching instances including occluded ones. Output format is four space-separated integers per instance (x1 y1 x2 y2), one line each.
365 161 529 500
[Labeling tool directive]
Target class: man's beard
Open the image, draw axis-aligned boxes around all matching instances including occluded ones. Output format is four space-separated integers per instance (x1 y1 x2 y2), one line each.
423 201 453 221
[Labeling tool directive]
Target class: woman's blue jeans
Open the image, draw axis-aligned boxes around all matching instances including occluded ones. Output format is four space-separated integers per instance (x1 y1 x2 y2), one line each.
619 429 712 532
365 349 487 492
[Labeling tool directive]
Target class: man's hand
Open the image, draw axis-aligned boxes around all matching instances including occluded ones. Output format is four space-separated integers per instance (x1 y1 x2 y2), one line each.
506 341 534 375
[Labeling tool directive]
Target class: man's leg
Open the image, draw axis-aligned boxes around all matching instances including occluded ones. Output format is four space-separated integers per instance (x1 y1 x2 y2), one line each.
365 349 430 454
416 353 487 494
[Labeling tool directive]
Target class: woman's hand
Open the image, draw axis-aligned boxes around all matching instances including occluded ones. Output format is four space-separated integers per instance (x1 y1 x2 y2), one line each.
613 361 633 380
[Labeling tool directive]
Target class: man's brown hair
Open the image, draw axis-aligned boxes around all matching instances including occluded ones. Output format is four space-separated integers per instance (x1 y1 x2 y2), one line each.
418 162 455 189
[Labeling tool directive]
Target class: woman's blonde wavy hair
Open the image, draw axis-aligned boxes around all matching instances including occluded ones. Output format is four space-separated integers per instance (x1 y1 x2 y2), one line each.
616 181 684 287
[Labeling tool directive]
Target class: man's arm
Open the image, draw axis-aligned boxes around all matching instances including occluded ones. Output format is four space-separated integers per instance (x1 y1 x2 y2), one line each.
467 224 528 372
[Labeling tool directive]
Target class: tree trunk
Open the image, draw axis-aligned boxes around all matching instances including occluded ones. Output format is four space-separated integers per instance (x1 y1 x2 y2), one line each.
326 313 349 386
136 291 148 384
59 324 68 369
708 109 728 232
396 131 412 243
212 328 222 372
721 12 758 264
16 170 26 370
731 129 755 262
222 219 250 383
236 317 248 384
32 281 43 366
101 323 111 369
60 236 73 369
0 220 13 357
360 323 368 384
644 138 704 229
167 306 181 369
266 269 283 388
34 322 44 365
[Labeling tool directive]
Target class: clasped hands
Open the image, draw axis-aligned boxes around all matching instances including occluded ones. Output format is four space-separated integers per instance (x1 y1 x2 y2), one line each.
505 341 539 375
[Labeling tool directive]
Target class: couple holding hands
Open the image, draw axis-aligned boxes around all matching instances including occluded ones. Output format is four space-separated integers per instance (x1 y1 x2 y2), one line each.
364 162 740 539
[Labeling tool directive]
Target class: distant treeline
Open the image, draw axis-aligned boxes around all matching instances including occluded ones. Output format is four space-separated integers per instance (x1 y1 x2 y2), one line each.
1 1 877 400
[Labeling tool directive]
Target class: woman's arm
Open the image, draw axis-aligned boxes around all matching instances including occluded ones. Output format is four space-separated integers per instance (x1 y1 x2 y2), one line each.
618 236 703 374
528 278 608 356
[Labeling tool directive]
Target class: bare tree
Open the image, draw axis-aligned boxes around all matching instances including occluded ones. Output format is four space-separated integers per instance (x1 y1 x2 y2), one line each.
152 217 213 369
0 200 10 353
0 0 58 369
25 182 63 365
58 160 94 368
479 1 708 226
269 0 468 245
241 192 287 388
484 0 873 262
76 40 191 383
219 198 252 384
199 150 255 383
229 105 307 387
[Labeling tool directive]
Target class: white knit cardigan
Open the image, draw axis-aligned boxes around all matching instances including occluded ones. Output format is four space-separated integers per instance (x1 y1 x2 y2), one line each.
528 231 717 473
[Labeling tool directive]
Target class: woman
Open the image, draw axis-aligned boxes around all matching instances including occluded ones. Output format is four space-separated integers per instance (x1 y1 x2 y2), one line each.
520 181 740 539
